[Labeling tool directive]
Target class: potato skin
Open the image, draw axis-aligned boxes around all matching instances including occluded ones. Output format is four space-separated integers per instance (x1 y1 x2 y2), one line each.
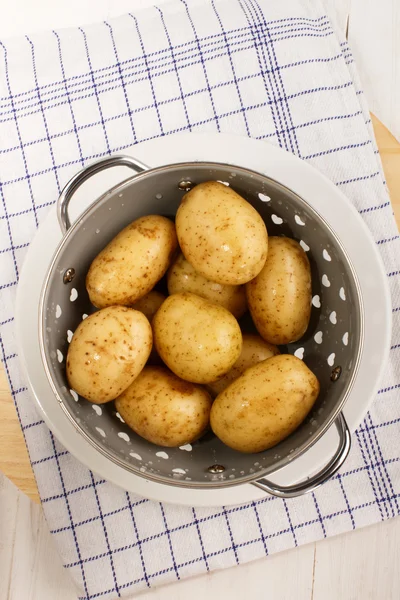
115 366 212 447
176 182 268 285
167 252 247 319
131 290 166 322
210 354 319 453
246 236 311 345
66 306 152 404
86 215 178 308
153 292 242 384
207 334 279 396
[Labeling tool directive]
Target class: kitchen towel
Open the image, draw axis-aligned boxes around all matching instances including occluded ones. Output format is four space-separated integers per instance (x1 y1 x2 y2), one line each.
0 1 399 598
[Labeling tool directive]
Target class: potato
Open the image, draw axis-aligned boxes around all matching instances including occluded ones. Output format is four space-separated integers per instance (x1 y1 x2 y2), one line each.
246 236 311 345
132 290 166 365
207 334 279 396
176 182 268 285
210 354 319 453
115 366 212 447
167 252 247 318
86 215 178 308
131 290 166 322
66 306 152 404
153 292 242 384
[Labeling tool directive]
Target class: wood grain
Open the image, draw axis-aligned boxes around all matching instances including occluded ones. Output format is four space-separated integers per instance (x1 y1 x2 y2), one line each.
0 115 399 506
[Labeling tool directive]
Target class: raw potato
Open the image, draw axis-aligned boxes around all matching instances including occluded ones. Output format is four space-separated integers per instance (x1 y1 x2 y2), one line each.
153 292 242 384
131 290 166 322
176 182 268 285
167 252 247 318
210 354 319 453
86 215 178 308
246 236 311 345
66 306 152 404
207 334 279 396
115 366 212 447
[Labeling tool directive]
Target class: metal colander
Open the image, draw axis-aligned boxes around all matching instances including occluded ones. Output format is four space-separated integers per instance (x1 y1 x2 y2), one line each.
39 156 363 498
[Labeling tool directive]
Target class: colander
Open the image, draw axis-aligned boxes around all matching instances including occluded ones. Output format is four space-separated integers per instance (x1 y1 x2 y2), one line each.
39 155 363 499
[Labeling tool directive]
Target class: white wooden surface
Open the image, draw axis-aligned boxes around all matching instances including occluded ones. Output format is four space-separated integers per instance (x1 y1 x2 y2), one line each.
1 1 400 599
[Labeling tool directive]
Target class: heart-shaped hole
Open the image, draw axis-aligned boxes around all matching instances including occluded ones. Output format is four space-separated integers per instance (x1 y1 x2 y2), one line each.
55 305 62 318
92 405 102 416
312 295 321 308
67 330 73 343
342 332 349 346
258 192 270 202
323 249 332 262
118 432 130 442
70 288 78 302
300 240 310 252
295 215 305 226
314 331 323 344
327 352 336 366
294 347 305 359
329 311 337 324
339 287 346 301
322 274 331 287
271 214 283 225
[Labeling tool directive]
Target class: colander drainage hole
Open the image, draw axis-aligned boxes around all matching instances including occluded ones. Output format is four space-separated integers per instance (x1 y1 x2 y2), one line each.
56 350 63 363
312 295 321 308
115 412 125 423
67 330 73 343
342 332 349 346
129 452 142 460
258 192 270 202
55 305 62 318
295 215 305 226
217 180 229 186
92 405 102 416
70 288 78 302
156 451 169 459
271 214 283 225
172 468 186 475
179 443 192 451
294 347 304 359
329 311 337 324
95 427 106 437
323 249 332 261
82 313 88 320
300 240 310 252
327 353 336 367
339 287 346 301
70 389 78 401
314 331 323 344
322 274 331 287
118 432 130 442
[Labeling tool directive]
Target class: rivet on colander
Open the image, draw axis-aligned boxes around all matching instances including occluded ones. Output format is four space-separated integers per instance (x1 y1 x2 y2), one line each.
331 366 342 382
63 268 75 284
207 464 225 474
178 180 194 191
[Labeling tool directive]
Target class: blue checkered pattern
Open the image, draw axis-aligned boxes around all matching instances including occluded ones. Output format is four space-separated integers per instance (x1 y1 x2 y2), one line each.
0 1 399 598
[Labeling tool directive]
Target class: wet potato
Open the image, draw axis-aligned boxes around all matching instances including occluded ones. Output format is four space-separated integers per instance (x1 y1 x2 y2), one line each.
176 182 268 285
167 252 247 318
153 292 243 384
66 306 152 404
210 354 320 453
207 333 279 397
86 215 178 308
115 366 212 447
246 236 312 345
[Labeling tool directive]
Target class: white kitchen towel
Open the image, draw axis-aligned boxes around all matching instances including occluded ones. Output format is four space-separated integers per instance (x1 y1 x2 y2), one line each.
0 1 399 598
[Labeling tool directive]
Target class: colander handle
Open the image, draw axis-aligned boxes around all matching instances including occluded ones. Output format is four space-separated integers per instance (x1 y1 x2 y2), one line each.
252 412 351 498
57 155 149 233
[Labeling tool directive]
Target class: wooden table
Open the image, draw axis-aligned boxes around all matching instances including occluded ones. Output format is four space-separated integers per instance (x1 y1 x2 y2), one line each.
1 114 399 506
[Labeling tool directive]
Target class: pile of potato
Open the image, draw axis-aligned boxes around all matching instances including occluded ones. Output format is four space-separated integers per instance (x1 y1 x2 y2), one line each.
66 182 319 454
